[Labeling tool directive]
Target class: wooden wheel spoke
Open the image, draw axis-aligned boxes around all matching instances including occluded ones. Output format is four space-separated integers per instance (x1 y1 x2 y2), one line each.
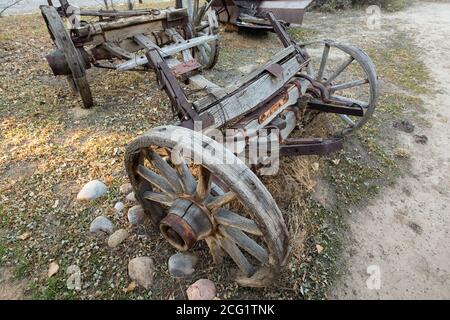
215 208 263 236
202 42 212 54
331 78 369 92
220 237 254 277
219 226 268 264
325 56 355 85
196 166 212 199
307 62 314 78
171 149 197 194
147 149 183 194
205 236 224 264
137 164 175 195
198 45 209 63
143 191 174 206
317 43 330 81
206 191 236 212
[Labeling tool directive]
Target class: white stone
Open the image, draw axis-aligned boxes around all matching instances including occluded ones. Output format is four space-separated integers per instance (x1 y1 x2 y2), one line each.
114 202 125 214
77 180 107 201
107 229 128 248
168 253 198 278
89 216 114 234
186 279 216 300
128 257 154 289
119 183 133 195
127 205 146 225
126 192 136 202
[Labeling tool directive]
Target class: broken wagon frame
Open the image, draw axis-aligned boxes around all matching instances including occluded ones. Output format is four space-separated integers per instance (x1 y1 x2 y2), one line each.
209 0 314 29
40 0 378 287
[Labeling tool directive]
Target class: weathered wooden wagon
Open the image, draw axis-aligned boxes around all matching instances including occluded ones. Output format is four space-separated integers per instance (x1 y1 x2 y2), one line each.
41 0 220 108
210 0 314 29
41 0 378 287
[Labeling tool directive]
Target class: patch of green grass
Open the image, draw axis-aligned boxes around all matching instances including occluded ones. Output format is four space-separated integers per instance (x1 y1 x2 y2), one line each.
367 34 432 94
30 277 77 300
0 242 6 261
377 92 424 116
297 201 344 299
14 259 34 280
288 27 319 42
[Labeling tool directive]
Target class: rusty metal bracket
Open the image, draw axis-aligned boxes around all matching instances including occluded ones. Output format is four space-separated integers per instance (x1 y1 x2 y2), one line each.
306 100 364 117
145 48 214 129
267 12 308 64
265 63 284 78
280 138 343 156
146 48 199 121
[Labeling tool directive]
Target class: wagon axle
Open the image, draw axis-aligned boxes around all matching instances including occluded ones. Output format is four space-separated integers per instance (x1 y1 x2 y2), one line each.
161 198 214 251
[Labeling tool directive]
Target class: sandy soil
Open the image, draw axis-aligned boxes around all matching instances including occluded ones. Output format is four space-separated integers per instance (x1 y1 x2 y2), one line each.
332 2 450 299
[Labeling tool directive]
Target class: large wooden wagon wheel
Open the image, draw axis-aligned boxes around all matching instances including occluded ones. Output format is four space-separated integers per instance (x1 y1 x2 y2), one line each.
40 6 93 108
300 40 379 135
125 126 289 287
191 4 220 69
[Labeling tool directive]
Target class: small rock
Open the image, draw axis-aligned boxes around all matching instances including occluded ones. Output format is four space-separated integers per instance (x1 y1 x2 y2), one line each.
128 257 154 289
17 231 32 241
127 205 146 225
107 229 128 248
77 180 107 201
48 261 59 278
414 134 428 145
316 244 324 254
90 216 114 234
393 120 415 133
168 253 198 278
238 64 257 74
119 183 133 195
126 192 136 202
114 202 125 215
186 279 216 300
394 148 410 158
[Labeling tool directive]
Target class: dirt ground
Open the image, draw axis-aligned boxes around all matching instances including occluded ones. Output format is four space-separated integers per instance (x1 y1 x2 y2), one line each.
0 1 449 300
330 2 450 299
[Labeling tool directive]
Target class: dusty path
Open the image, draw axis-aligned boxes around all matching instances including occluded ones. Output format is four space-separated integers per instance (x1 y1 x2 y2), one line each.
332 2 450 299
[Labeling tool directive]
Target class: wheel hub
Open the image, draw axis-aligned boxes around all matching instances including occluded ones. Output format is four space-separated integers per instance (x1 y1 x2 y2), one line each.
160 198 213 251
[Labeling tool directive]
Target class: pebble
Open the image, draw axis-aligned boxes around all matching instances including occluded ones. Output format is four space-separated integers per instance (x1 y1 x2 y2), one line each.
114 202 125 215
89 216 114 234
186 279 216 300
128 257 154 289
119 183 133 195
168 253 198 278
77 180 107 201
107 229 128 248
126 192 136 202
127 205 146 225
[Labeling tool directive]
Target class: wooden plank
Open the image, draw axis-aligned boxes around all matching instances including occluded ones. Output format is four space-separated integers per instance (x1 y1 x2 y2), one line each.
199 54 307 128
117 34 217 71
